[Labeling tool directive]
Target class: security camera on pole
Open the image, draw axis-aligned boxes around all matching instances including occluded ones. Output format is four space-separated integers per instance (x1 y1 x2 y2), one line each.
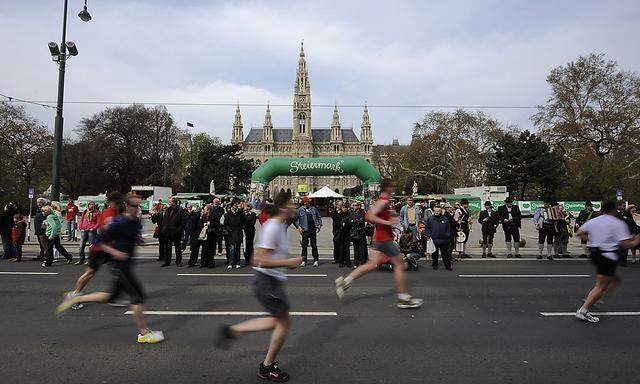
47 0 92 202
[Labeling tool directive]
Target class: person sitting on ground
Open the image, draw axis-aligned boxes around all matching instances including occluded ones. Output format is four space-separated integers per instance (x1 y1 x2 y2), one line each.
399 228 421 259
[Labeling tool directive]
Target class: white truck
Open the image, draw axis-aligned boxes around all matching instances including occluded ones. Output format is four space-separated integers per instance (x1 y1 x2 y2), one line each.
130 186 173 212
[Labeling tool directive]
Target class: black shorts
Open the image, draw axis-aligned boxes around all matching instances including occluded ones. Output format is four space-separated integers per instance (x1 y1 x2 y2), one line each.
589 249 617 277
254 272 290 318
109 267 146 305
87 250 107 270
372 241 401 257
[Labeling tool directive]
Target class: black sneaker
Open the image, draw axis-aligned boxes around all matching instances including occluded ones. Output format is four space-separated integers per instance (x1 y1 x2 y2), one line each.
215 325 235 350
579 254 588 258
515 254 522 258
507 254 513 258
258 361 290 382
482 253 486 258
537 255 543 259
487 253 496 258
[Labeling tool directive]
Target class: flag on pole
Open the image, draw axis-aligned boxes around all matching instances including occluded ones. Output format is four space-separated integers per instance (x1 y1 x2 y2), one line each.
187 122 194 127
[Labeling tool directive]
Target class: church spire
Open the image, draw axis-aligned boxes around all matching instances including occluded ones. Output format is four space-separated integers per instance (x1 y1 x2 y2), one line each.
293 42 311 141
331 104 342 142
263 103 273 143
360 104 373 149
231 104 243 145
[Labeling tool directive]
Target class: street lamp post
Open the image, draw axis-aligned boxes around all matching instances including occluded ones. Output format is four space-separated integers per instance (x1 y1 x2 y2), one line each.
49 0 91 201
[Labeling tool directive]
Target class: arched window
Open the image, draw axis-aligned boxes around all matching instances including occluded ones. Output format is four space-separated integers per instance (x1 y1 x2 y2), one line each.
298 113 306 134
286 188 292 195
335 188 340 193
255 159 261 166
280 188 285 193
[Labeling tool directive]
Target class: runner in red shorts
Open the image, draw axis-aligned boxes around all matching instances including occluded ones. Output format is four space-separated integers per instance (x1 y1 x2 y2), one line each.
335 179 423 309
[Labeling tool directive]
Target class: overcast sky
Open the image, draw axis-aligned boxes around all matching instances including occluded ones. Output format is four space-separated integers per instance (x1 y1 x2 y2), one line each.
1 0 639 144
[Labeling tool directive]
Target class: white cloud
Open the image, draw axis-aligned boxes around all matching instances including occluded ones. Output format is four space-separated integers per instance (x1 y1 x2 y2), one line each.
0 0 639 144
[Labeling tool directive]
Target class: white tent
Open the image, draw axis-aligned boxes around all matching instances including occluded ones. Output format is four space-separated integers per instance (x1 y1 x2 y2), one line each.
308 186 343 198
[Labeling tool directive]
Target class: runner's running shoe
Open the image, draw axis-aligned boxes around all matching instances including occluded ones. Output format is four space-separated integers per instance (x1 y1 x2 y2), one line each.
257 361 290 382
575 310 599 323
56 296 80 315
397 296 424 309
137 329 165 343
335 276 349 299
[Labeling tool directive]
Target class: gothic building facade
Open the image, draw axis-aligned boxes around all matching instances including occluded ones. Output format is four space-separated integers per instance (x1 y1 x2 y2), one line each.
231 44 374 196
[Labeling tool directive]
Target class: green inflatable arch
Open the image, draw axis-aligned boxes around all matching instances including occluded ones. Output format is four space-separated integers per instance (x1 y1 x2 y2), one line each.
251 156 382 184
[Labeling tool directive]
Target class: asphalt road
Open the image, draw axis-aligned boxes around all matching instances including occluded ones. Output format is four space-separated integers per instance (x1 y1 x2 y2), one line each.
1 249 640 384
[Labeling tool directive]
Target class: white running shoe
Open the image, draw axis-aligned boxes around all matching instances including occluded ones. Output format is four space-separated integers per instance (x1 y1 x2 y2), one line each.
575 310 599 323
227 265 232 270
335 276 347 299
313 261 319 267
300 261 306 267
397 296 424 309
235 265 241 269
137 329 165 344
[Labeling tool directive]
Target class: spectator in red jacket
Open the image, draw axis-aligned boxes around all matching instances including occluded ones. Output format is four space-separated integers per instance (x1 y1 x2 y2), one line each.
65 199 80 241
10 213 27 262
76 201 101 265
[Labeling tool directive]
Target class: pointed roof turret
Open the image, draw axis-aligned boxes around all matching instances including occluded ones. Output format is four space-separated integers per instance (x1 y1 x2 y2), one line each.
360 104 372 143
331 104 342 142
234 103 242 126
264 103 272 127
231 104 244 145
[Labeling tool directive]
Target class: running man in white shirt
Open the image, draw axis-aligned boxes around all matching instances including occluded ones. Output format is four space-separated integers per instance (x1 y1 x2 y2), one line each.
574 200 640 323
216 192 301 382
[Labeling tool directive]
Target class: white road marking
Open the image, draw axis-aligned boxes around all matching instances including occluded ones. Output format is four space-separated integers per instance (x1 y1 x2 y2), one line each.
0 271 59 275
177 273 327 277
459 274 589 278
540 312 640 316
125 310 338 316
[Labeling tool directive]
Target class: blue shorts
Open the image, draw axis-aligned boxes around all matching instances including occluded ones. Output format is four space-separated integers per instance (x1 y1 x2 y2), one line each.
372 241 401 258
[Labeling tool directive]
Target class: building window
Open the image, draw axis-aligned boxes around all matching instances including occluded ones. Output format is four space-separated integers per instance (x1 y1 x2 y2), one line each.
299 113 306 134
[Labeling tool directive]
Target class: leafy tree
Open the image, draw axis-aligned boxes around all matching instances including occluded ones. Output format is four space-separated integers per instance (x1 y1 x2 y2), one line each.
75 104 187 192
487 130 566 200
532 53 640 197
0 103 52 206
183 133 254 194
408 109 509 192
